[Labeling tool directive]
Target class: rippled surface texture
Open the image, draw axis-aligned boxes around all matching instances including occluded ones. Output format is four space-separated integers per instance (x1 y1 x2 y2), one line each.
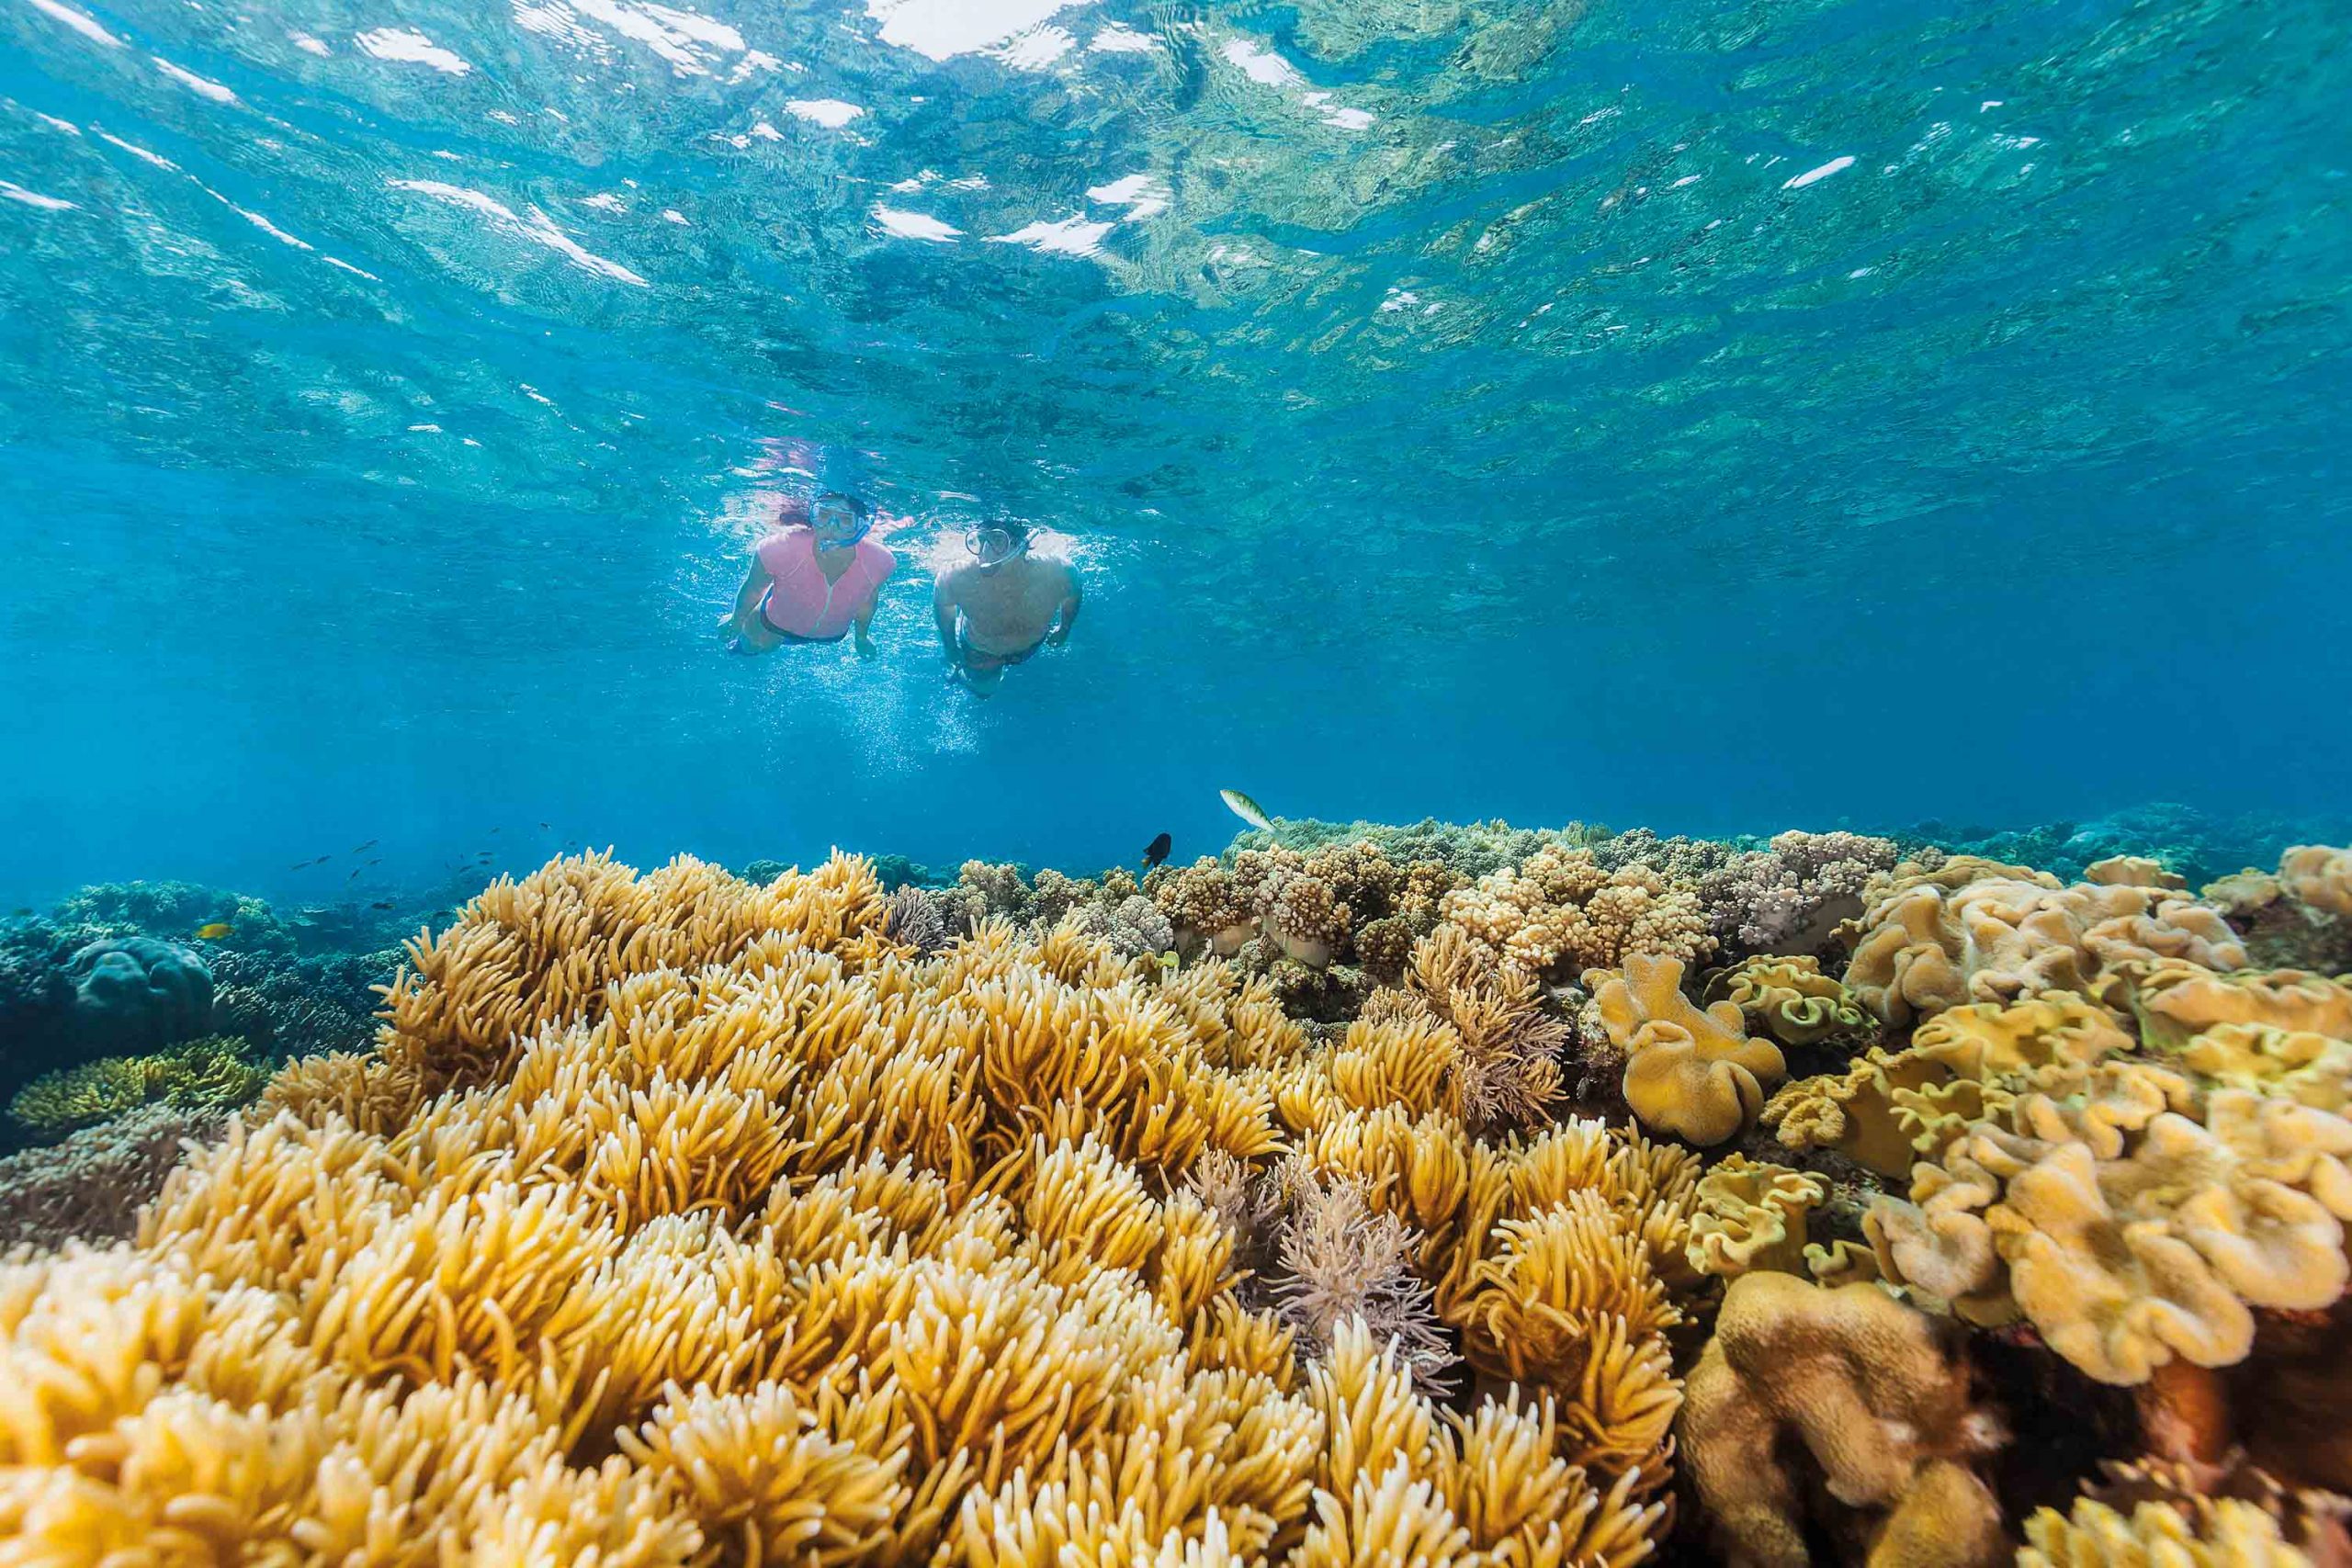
1 0 2346 890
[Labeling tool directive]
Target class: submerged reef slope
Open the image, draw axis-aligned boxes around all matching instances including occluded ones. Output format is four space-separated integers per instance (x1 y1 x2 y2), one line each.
0 851 1699 1566
3 822 2346 1566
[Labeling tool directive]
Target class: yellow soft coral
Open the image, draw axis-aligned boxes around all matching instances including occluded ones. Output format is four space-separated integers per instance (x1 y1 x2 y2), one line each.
1679 1272 2007 1568
2120 960 2352 1053
1866 1079 2352 1382
3 852 1698 1568
1843 864 2246 1026
1588 954 1785 1146
1686 1156 1825 1280
1765 994 2138 1178
1703 956 1871 1047
7 1034 270 1134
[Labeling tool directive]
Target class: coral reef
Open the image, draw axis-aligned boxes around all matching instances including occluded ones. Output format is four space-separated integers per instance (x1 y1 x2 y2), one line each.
1442 849 1715 980
1841 859 2247 1027
2199 845 2352 972
0 1102 225 1252
7 1034 270 1136
1681 1271 2008 1568
0 850 1702 1566
1762 993 2136 1179
1587 953 1786 1146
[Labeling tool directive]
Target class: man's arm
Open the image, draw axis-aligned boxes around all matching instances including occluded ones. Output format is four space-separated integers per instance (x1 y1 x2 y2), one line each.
1048 568 1082 645
722 558 771 637
932 572 962 661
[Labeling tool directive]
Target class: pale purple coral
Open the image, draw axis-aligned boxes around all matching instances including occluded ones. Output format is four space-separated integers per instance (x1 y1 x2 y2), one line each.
1702 830 1902 956
0 1102 225 1252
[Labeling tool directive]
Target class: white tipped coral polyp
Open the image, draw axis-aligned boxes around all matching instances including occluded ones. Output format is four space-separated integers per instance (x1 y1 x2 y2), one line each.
0 850 1695 1568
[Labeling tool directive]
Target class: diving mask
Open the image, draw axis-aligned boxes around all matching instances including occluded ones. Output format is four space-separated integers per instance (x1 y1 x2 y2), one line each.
811 493 872 545
965 525 1022 567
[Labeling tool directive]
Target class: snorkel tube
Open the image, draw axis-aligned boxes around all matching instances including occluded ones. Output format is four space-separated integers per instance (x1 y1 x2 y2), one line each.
811 491 875 547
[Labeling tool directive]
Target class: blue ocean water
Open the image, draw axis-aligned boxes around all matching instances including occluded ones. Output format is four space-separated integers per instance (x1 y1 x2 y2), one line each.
1 0 2346 901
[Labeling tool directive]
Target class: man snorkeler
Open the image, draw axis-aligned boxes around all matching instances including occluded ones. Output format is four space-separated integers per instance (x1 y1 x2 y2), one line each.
931 518 1080 694
720 491 897 657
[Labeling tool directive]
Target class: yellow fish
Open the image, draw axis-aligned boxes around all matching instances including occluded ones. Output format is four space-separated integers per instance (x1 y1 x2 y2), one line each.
193 922 233 940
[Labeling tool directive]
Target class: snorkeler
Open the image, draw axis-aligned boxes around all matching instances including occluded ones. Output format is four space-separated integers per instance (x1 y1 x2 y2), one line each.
932 518 1081 694
720 491 897 657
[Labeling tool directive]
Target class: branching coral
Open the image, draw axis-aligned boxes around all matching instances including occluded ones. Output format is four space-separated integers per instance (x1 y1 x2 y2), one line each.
0 851 1694 1568
1586 954 1785 1146
1697 830 1901 957
0 1102 226 1251
1679 1272 2008 1568
1441 849 1713 981
1842 861 2248 1026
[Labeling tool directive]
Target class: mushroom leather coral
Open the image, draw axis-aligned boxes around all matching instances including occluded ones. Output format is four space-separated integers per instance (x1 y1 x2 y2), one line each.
1703 955 1871 1047
0 852 1688 1568
1761 993 2135 1179
1679 1272 2007 1568
1842 864 2247 1027
2119 960 2352 1054
1587 953 1785 1146
1865 1077 2352 1382
1686 1156 1825 1280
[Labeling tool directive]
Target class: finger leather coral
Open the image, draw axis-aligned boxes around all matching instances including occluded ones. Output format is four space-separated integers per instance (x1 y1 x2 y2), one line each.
1588 953 1786 1146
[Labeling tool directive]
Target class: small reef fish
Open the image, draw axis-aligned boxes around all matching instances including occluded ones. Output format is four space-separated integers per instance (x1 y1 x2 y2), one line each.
1142 832 1171 869
351 840 378 854
1219 788 1275 836
1152 952 1179 975
193 922 233 940
347 868 364 880
368 899 397 910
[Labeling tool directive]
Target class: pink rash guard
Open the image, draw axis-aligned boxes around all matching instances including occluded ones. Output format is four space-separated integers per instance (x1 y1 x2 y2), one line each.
753 527 897 640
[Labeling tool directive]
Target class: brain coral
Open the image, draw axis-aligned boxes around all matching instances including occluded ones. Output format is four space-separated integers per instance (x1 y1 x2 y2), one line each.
1680 1271 2008 1568
0 850 1696 1567
1842 863 2247 1027
1587 953 1786 1146
61 934 215 1055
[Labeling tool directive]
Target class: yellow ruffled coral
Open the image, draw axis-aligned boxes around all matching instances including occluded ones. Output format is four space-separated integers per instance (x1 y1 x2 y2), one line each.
4 851 1699 1568
2119 959 2352 1053
1843 863 2246 1027
2279 845 2352 919
1680 1272 2008 1568
1588 954 1785 1146
1703 955 1871 1047
1686 1156 1825 1280
1866 1077 2352 1382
